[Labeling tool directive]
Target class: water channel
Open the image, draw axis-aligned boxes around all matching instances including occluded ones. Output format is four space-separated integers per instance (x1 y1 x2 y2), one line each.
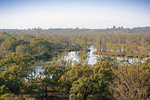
32 46 147 79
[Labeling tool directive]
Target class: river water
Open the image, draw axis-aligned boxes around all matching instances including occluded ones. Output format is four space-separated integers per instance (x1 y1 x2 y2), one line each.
31 46 147 79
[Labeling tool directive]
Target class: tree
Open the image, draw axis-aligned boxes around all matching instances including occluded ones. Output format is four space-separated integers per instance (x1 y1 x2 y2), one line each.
69 57 115 100
30 38 51 59
0 32 8 43
69 77 95 100
59 64 93 93
0 36 18 52
93 57 115 99
40 58 70 97
41 76 52 98
0 54 34 94
109 60 150 100
79 48 88 64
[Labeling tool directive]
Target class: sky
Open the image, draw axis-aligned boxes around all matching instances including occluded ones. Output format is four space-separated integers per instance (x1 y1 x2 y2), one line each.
0 0 150 29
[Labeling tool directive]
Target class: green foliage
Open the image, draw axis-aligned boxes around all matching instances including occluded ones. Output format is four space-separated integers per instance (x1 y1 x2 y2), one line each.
30 38 50 56
79 48 88 64
0 55 34 94
43 60 69 87
94 57 115 82
0 93 20 100
16 45 27 55
0 32 8 43
69 77 95 100
60 64 93 93
0 85 10 95
69 57 115 99
109 61 150 100
0 36 18 52
0 31 149 99
38 58 71 97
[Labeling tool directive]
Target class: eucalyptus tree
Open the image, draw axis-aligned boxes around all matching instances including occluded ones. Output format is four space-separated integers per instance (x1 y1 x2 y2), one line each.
0 54 34 94
109 59 150 100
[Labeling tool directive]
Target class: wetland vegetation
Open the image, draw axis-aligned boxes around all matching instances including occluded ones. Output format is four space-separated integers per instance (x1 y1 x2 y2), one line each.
0 29 150 99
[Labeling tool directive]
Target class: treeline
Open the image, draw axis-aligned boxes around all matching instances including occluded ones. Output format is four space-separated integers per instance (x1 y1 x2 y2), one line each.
0 26 150 34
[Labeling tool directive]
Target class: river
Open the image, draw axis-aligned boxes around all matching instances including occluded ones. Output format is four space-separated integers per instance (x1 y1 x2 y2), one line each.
31 46 147 79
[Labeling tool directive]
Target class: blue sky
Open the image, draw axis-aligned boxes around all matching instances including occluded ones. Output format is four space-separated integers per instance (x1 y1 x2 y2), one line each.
0 0 150 29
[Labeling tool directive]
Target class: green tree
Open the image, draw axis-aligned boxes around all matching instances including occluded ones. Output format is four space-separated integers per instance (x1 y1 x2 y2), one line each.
41 58 70 97
69 77 95 100
0 55 34 94
92 57 115 98
0 36 18 52
30 38 51 59
0 32 8 43
60 64 93 93
109 60 150 100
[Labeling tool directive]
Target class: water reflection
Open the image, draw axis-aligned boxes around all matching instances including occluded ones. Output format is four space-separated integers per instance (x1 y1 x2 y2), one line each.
31 46 148 79
63 46 99 65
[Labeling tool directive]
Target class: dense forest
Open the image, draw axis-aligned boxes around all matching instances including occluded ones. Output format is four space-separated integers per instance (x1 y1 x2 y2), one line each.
0 31 150 100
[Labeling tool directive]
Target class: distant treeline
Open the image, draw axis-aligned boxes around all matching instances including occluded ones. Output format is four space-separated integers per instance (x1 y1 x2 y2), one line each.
0 26 150 34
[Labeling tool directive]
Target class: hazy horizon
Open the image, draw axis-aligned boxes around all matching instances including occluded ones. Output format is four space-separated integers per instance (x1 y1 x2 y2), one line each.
0 0 150 29
1 26 150 30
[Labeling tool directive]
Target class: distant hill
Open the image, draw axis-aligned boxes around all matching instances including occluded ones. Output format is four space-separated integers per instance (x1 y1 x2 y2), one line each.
0 26 150 34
